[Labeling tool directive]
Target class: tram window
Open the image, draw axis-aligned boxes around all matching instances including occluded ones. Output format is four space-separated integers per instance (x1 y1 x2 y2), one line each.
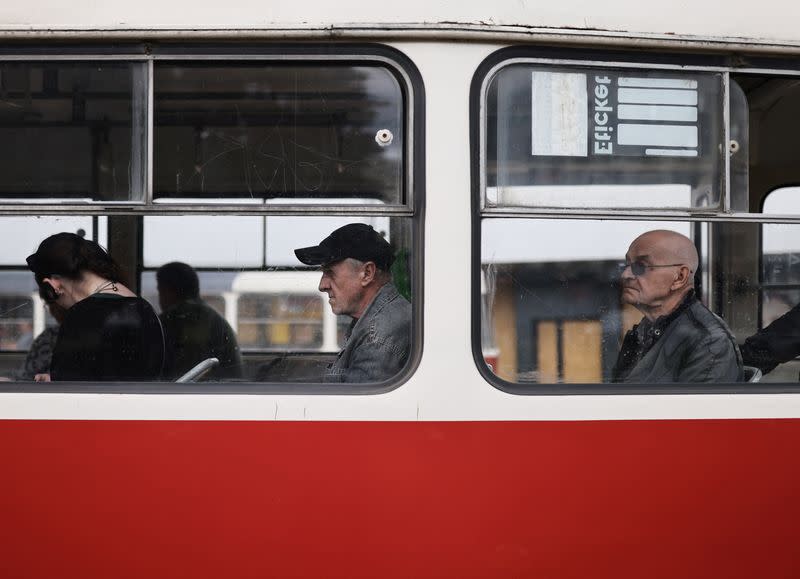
153 64 404 205
0 62 147 202
763 187 800 214
762 187 800 325
482 218 689 384
0 47 420 389
754 188 800 381
1 215 413 384
475 50 800 391
484 65 725 210
479 218 771 385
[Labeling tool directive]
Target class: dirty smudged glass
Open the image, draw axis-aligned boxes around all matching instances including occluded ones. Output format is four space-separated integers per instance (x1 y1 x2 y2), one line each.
153 63 404 204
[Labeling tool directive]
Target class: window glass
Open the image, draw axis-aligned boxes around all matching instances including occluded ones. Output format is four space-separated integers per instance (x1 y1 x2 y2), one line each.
0 62 147 202
154 63 404 204
481 218 762 385
143 215 265 268
761 290 799 327
477 55 762 389
2 216 413 382
483 218 686 384
762 189 800 325
763 187 800 212
238 293 324 350
763 221 800 286
761 188 800 381
140 270 235 316
143 214 392 268
0 50 418 388
0 216 107 265
137 215 412 382
265 214 391 267
485 65 724 209
0 295 34 351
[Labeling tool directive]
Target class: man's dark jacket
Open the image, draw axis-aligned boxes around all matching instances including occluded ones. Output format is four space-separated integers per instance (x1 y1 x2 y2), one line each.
160 298 243 380
612 292 743 383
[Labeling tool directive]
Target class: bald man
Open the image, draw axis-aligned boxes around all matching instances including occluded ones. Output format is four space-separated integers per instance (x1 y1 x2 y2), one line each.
612 230 743 383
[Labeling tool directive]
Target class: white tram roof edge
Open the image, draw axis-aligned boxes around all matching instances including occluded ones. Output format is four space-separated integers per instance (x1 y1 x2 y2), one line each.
1 2 800 50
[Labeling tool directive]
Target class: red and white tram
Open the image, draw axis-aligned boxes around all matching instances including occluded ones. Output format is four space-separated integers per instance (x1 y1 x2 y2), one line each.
1 1 800 577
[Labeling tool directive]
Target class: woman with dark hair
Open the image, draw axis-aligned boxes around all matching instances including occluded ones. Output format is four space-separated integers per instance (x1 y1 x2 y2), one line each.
26 232 165 382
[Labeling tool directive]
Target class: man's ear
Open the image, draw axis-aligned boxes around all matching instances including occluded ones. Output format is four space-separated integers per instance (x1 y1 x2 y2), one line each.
361 262 377 286
671 266 692 291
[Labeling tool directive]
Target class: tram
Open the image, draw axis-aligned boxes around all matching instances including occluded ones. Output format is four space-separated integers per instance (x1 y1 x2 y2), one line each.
2 1 800 577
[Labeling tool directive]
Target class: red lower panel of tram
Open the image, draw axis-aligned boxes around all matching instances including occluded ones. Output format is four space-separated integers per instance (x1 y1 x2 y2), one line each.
0 419 798 578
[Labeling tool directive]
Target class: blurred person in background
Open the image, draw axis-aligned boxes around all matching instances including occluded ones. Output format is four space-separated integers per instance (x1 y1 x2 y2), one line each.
157 261 242 380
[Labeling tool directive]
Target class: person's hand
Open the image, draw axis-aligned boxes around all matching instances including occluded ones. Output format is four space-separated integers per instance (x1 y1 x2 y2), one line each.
34 373 51 382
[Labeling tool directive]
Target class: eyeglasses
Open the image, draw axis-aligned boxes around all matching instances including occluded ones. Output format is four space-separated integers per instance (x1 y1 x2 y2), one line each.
620 261 686 277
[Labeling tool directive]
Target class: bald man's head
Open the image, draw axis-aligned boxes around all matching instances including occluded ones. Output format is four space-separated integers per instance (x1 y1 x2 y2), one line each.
631 230 698 274
621 230 698 319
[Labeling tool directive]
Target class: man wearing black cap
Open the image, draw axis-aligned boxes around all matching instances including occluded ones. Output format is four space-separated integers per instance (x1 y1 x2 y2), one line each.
295 223 411 382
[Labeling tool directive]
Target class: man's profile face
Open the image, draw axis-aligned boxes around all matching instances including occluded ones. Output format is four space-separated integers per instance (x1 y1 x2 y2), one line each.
620 234 678 309
319 259 365 317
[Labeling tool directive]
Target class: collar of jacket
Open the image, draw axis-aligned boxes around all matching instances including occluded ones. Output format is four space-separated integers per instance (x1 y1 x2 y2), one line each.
637 289 697 345
343 282 398 341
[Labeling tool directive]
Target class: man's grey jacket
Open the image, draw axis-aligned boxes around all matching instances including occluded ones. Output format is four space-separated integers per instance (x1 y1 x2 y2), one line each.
326 283 411 383
612 292 743 383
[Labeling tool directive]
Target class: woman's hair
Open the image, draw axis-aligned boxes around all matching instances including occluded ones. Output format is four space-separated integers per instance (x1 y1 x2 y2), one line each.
26 232 125 285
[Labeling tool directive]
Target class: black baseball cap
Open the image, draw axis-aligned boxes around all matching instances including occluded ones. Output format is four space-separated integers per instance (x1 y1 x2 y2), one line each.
294 223 395 270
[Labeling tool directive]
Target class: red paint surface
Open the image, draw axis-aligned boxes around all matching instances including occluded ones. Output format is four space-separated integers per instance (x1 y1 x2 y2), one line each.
0 419 799 578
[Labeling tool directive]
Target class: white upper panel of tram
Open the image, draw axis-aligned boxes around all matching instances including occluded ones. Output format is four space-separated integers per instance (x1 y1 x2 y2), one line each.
1 0 800 47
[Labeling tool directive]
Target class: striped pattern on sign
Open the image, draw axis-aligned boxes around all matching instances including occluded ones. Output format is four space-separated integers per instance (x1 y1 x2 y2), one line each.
617 76 699 157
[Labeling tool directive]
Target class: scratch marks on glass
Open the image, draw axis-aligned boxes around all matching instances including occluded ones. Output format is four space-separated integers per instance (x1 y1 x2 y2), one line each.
176 120 367 198
0 302 32 318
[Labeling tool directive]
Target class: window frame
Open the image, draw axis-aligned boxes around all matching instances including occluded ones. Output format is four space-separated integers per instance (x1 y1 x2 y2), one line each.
0 43 425 394
471 46 800 395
